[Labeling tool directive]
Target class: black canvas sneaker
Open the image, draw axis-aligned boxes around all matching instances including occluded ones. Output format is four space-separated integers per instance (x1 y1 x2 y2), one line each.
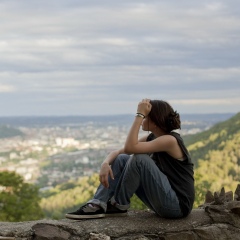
65 204 105 219
105 201 128 217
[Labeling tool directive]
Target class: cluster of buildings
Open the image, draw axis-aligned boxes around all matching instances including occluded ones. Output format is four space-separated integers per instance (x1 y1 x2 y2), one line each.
0 123 130 189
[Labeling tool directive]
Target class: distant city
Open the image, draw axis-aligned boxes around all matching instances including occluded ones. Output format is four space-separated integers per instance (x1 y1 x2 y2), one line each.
0 113 235 191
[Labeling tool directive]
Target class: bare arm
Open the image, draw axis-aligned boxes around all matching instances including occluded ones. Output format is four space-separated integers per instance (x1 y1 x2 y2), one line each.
124 99 152 153
124 116 144 153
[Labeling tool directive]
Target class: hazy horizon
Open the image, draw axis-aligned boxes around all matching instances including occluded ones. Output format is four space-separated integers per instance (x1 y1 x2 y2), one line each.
0 112 237 117
0 112 236 129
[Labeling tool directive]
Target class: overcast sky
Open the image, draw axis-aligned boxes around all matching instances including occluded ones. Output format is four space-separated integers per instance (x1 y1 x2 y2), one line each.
0 0 239 116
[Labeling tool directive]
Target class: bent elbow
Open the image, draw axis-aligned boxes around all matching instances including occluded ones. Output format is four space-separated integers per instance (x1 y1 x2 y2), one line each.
123 145 132 154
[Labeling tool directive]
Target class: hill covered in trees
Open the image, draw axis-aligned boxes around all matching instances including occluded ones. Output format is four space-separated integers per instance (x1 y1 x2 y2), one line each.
183 112 240 166
183 112 240 206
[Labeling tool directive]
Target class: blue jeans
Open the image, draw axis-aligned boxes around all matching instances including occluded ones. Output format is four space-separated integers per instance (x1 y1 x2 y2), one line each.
88 154 183 218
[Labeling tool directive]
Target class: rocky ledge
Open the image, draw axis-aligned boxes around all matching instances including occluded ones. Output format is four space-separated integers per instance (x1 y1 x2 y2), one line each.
0 185 240 240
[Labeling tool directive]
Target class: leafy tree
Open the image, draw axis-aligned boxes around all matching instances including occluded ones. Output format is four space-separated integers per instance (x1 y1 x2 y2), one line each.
0 171 44 221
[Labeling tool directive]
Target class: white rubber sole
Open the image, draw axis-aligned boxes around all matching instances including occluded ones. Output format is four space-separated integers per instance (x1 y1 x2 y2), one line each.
65 213 105 219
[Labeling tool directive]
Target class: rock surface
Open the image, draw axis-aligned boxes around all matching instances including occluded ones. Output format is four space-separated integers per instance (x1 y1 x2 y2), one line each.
0 185 240 240
0 208 239 240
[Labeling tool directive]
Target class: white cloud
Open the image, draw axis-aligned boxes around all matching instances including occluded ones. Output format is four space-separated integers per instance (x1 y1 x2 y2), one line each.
171 98 240 105
0 84 15 92
0 0 239 115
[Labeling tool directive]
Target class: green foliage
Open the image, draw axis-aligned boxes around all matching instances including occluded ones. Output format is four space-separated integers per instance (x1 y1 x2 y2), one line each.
194 171 211 207
130 194 148 210
37 174 49 188
0 125 24 139
40 174 100 219
193 132 240 207
0 171 44 221
184 112 240 207
183 112 240 166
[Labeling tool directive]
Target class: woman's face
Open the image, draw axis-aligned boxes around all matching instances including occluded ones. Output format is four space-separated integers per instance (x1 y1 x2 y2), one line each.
141 116 155 132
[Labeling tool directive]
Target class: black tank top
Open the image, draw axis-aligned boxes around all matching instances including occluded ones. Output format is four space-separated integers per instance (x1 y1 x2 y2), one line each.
147 131 195 217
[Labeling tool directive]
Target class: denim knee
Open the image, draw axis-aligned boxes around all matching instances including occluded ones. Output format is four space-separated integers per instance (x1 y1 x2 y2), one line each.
115 153 129 162
112 154 130 174
112 154 130 170
130 154 151 167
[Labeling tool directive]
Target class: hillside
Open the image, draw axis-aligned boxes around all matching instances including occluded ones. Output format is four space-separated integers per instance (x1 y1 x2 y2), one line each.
0 125 24 139
182 112 240 206
183 112 240 166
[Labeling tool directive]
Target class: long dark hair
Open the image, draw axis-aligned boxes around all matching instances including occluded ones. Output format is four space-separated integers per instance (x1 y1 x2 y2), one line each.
148 100 181 133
